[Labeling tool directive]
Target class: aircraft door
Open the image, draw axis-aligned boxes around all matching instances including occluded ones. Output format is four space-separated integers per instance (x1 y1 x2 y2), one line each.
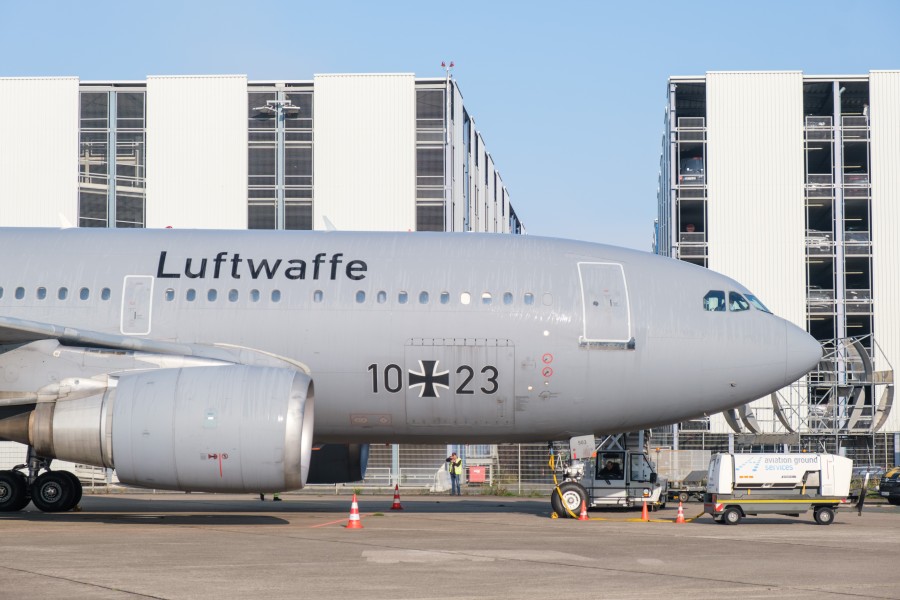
404 339 514 427
121 275 154 335
577 262 632 345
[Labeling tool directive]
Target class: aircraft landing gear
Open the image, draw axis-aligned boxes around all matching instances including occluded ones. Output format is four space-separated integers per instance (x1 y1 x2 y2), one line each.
0 448 83 513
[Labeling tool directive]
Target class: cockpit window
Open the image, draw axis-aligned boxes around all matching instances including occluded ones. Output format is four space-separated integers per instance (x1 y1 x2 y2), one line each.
703 290 725 312
729 292 750 312
745 294 771 313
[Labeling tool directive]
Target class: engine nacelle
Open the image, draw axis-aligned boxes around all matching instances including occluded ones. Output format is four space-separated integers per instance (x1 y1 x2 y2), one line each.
306 444 370 484
32 365 314 493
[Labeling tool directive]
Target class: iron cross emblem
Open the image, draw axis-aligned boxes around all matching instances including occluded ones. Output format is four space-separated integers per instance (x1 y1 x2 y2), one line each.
408 360 450 398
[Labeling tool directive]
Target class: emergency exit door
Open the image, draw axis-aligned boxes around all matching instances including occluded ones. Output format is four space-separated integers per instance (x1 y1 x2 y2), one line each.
577 262 632 345
121 275 153 335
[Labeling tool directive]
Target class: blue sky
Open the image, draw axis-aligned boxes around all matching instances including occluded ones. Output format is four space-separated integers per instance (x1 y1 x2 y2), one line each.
3 1 898 249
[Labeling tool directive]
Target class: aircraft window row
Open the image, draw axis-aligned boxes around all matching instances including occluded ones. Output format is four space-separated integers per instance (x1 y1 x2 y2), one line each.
703 290 770 313
161 288 542 307
0 286 111 301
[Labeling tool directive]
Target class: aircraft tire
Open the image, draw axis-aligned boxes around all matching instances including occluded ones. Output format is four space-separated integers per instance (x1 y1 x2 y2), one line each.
814 506 835 525
30 472 75 513
722 506 742 525
0 470 30 512
551 482 588 518
58 472 83 511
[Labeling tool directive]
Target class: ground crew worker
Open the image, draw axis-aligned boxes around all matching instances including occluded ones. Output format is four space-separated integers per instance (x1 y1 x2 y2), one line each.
446 452 463 496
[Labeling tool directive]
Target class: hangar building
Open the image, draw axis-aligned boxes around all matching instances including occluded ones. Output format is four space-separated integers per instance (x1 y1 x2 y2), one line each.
0 73 522 234
657 70 900 464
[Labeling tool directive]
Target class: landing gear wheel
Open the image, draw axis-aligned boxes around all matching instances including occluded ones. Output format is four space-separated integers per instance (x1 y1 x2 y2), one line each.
58 472 83 510
30 471 75 513
551 482 588 518
0 470 30 512
814 506 835 525
722 506 742 525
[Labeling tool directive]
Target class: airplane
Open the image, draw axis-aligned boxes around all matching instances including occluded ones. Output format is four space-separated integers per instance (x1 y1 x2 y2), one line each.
0 227 821 513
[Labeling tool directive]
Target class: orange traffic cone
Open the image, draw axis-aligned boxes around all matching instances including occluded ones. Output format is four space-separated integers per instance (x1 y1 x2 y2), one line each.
641 500 649 521
578 500 589 521
675 501 686 524
390 484 404 511
346 493 364 529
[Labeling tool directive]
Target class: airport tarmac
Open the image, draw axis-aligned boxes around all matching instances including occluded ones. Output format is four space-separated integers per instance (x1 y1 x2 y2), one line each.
1 493 898 600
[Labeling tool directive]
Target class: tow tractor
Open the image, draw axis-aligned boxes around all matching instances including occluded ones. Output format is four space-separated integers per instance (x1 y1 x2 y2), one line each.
550 435 668 517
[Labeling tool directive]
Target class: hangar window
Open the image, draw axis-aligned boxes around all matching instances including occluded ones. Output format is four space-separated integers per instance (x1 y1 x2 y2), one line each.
703 290 725 311
503 292 513 305
460 292 471 305
313 290 323 303
251 289 261 302
101 288 111 301
419 291 429 304
228 289 238 302
377 291 387 304
80 287 90 301
15 287 24 300
729 292 750 312
36 287 47 300
356 290 366 304
57 288 68 300
524 293 534 305
482 292 492 305
165 289 174 302
271 290 282 303
208 289 218 302
186 289 196 302
440 291 450 304
399 291 409 304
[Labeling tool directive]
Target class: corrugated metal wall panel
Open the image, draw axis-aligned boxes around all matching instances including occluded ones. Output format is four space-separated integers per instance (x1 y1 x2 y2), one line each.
314 74 415 231
871 71 900 433
706 72 806 435
145 75 247 229
450 83 465 232
0 77 79 226
474 134 487 232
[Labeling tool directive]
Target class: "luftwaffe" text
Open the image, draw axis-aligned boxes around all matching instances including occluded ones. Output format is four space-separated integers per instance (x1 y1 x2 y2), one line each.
156 251 368 281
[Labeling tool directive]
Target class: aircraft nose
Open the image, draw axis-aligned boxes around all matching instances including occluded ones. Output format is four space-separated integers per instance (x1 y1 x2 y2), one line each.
784 322 822 384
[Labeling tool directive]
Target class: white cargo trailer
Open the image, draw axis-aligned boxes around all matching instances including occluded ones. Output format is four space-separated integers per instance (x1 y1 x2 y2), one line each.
704 453 852 525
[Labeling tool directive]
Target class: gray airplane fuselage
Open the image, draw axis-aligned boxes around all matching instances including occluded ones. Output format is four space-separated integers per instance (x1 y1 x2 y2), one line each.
0 228 820 444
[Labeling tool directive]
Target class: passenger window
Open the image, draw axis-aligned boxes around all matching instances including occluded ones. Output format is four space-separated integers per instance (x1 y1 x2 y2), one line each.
460 292 471 305
208 289 218 302
312 290 323 303
101 288 110 301
399 291 408 304
376 291 387 304
165 289 175 301
37 287 47 300
729 292 750 312
440 292 450 305
79 287 89 301
186 289 196 302
228 289 238 302
542 293 553 306
503 292 513 305
0 287 3 299
419 291 429 304
703 290 725 312
524 293 534 306
271 290 281 303
356 290 366 303
15 287 24 300
482 292 492 305
251 289 261 302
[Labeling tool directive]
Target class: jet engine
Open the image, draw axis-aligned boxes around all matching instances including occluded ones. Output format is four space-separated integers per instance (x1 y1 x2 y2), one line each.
20 365 314 493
